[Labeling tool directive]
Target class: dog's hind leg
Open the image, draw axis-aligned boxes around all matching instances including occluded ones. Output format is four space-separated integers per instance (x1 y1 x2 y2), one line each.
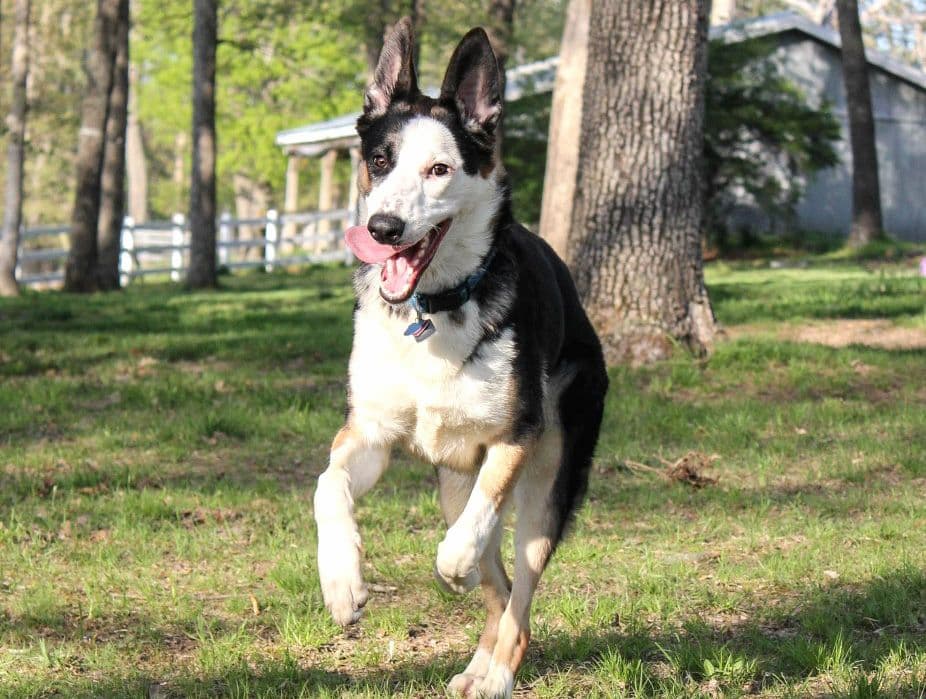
314 423 391 626
473 424 564 699
438 468 511 697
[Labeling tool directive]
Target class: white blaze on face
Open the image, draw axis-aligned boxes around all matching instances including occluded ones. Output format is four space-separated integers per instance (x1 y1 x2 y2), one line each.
365 117 465 243
362 116 502 295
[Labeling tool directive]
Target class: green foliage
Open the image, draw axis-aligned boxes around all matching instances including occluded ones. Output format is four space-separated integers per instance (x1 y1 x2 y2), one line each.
705 38 841 246
134 0 367 217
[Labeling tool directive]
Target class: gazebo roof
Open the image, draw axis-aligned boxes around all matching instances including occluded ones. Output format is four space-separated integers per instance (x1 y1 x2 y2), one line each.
276 13 926 157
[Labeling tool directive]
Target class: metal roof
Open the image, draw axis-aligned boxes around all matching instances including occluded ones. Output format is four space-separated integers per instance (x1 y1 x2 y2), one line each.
277 12 926 155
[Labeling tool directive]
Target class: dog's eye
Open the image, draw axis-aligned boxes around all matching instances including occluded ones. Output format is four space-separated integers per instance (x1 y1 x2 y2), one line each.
371 155 388 170
430 163 451 177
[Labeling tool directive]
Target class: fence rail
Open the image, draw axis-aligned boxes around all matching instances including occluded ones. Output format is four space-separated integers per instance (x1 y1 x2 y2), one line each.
15 208 354 288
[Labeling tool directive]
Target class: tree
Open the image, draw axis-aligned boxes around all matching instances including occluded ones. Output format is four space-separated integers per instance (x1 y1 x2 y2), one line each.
186 0 217 289
836 0 884 246
486 0 515 147
97 0 130 290
65 0 120 293
0 0 31 297
540 0 716 364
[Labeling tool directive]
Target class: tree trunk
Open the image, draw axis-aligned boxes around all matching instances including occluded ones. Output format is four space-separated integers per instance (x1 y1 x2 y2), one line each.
836 0 884 246
96 0 129 291
64 0 120 293
551 0 716 365
0 0 31 298
187 0 217 289
126 63 148 222
487 0 515 150
538 0 589 260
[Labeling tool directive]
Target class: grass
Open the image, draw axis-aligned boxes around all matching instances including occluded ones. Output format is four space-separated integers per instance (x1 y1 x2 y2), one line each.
1 258 925 698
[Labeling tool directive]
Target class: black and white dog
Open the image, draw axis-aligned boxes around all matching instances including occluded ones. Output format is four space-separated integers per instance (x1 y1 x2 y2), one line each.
313 18 608 698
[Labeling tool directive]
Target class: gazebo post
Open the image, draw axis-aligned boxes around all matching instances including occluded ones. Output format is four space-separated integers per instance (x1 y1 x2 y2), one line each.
283 153 299 245
316 148 338 253
348 147 360 227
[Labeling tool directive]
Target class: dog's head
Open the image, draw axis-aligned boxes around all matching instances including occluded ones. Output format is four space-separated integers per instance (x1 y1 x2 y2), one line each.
347 18 504 304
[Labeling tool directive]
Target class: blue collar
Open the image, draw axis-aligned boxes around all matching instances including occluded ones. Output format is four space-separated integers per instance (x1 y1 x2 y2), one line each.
408 246 497 315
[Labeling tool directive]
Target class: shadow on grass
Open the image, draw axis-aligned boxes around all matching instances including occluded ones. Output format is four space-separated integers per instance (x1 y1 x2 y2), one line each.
1 569 922 697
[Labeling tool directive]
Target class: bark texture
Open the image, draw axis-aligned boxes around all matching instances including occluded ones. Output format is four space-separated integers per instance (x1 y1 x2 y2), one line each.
538 0 589 259
126 63 148 222
0 0 31 297
96 0 129 291
560 0 716 365
187 0 217 289
65 0 120 292
836 0 884 246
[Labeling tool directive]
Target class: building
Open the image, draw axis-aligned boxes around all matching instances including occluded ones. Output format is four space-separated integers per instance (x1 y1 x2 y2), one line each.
275 13 926 242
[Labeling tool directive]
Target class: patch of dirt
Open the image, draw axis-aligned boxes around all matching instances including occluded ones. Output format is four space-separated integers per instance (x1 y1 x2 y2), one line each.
624 451 719 489
728 319 926 350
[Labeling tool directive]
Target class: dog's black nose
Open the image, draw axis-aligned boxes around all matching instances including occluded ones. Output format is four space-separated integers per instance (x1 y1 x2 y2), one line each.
367 214 405 245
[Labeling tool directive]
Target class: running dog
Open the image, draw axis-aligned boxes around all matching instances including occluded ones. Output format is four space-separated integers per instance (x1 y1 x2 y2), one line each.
314 18 608 698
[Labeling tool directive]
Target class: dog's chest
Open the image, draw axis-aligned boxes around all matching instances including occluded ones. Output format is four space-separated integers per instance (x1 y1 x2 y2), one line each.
349 305 515 469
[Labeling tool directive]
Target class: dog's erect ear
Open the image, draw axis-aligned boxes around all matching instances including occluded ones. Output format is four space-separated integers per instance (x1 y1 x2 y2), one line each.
440 28 502 137
364 17 418 117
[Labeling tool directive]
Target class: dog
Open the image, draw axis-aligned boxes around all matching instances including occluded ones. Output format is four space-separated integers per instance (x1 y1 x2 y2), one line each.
313 18 608 698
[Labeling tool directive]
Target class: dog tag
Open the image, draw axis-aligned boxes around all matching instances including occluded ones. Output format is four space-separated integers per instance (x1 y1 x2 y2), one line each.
404 318 436 342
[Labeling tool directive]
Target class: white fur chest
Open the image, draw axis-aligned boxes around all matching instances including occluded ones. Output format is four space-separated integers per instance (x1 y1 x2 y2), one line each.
348 300 515 470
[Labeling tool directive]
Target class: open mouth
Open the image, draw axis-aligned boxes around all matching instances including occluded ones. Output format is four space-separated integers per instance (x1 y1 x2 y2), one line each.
379 219 451 303
344 219 452 304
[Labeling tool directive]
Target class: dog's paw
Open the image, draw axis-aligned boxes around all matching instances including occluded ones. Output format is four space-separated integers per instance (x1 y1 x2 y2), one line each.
318 536 368 626
435 534 481 594
446 672 482 697
472 663 514 698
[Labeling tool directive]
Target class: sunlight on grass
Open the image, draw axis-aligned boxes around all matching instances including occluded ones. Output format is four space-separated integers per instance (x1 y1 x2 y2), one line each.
1 262 924 697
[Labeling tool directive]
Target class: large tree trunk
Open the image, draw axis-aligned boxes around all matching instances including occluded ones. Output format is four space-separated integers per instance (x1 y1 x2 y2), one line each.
96 0 129 291
545 0 716 365
187 0 217 289
0 0 31 298
64 0 120 293
836 0 884 246
126 63 148 222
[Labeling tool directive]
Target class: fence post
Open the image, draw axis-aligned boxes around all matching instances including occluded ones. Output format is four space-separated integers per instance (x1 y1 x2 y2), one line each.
265 209 278 273
14 223 23 282
171 213 185 282
120 216 135 287
218 210 231 267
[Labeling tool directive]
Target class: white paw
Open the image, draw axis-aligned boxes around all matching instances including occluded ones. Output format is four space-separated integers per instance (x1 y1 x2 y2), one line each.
473 663 513 698
446 672 482 697
318 533 367 626
435 532 481 594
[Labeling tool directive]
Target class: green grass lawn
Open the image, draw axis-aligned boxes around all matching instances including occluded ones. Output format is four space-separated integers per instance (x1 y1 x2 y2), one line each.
1 260 925 698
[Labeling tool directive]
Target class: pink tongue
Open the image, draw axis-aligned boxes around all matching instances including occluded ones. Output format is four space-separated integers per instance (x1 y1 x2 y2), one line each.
344 225 411 264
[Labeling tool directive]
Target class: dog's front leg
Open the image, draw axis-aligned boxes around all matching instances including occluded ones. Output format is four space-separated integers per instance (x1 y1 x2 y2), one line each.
435 442 528 594
314 424 390 625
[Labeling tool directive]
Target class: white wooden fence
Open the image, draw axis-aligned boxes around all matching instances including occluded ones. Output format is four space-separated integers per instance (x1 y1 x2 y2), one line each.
16 207 354 288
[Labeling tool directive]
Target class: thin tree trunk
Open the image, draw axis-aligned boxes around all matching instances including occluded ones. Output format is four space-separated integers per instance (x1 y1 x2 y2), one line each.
96 0 129 291
710 0 736 25
836 0 884 246
0 0 31 297
126 63 148 222
557 0 716 365
65 0 120 293
487 0 515 150
538 0 589 260
187 0 217 289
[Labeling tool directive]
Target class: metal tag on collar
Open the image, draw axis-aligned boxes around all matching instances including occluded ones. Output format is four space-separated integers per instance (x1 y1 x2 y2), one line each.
404 296 436 343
